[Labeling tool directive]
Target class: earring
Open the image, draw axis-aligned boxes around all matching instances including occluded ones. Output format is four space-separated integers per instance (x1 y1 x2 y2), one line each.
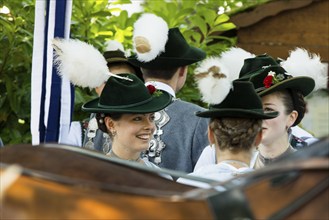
112 130 117 137
102 133 111 154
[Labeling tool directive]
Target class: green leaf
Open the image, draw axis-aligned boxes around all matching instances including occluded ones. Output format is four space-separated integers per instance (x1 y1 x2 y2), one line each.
0 18 14 36
189 15 207 38
200 9 217 25
167 2 177 14
116 10 129 27
114 29 125 42
97 31 114 36
111 0 133 4
91 11 112 17
214 14 230 25
209 22 236 34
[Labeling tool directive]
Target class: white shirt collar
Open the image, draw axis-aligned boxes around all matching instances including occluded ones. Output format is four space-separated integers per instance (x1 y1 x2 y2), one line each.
145 81 176 98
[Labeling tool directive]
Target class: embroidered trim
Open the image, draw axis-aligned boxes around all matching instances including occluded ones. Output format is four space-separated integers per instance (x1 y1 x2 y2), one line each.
143 109 170 164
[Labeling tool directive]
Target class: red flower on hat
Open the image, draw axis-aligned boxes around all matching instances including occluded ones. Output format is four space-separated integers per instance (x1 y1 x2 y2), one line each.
147 85 156 94
263 75 273 88
263 71 286 88
146 84 163 97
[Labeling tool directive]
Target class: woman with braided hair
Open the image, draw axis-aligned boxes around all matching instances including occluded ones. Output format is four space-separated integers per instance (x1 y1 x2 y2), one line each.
177 57 278 187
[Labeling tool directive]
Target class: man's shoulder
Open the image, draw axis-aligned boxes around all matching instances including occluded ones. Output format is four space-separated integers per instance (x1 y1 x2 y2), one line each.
164 100 209 129
171 99 206 111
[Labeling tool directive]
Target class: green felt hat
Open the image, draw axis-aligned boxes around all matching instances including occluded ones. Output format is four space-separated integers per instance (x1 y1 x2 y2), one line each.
82 73 172 113
196 81 278 119
239 54 278 78
103 50 128 64
238 65 315 97
128 28 206 69
103 50 143 81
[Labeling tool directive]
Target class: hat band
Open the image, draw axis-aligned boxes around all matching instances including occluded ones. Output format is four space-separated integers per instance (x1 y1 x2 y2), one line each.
98 96 153 109
209 106 265 113
255 86 266 93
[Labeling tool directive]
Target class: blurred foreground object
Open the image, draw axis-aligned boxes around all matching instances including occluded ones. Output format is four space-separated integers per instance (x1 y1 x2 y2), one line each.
0 138 328 219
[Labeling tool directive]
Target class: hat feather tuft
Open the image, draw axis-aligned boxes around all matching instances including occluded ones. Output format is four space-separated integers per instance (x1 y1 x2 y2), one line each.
104 40 125 52
133 13 169 62
219 47 255 79
52 38 110 89
281 47 327 91
195 57 232 104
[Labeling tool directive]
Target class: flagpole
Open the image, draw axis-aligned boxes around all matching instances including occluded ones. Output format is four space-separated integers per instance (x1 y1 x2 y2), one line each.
31 0 73 144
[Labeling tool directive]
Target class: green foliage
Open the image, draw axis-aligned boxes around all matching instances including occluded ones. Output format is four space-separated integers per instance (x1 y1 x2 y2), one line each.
0 0 34 144
0 0 270 144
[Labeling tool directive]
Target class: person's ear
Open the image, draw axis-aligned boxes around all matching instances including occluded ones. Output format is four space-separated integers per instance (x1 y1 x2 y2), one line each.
208 126 216 146
178 66 187 77
288 110 298 128
104 117 115 133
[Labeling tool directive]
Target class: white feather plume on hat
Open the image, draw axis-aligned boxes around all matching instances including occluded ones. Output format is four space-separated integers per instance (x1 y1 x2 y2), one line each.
104 40 124 52
280 47 327 91
194 57 233 105
52 38 131 89
133 13 169 62
219 47 255 79
52 38 109 89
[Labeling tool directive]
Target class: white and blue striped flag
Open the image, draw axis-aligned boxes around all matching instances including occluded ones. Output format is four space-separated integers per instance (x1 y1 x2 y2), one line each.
31 0 73 145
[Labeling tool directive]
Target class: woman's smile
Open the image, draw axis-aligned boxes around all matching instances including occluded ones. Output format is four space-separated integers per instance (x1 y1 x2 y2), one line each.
136 133 152 141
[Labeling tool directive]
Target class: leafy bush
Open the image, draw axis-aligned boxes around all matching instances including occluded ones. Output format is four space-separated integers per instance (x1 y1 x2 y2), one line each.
0 0 34 144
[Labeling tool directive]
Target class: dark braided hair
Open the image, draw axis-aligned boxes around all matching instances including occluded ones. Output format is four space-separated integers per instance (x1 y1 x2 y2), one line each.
95 112 123 138
209 118 262 152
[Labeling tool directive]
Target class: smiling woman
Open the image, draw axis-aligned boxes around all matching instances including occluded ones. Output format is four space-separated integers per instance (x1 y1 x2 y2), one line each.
82 74 172 169
52 38 172 170
105 113 155 161
100 113 156 162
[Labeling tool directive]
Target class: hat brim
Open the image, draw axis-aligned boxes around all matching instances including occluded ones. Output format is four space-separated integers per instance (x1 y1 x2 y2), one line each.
106 57 128 64
258 76 315 97
128 46 205 69
82 91 172 114
196 109 278 119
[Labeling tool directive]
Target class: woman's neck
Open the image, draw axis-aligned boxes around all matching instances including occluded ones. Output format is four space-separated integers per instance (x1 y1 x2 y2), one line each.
110 144 141 162
216 147 252 168
259 135 290 159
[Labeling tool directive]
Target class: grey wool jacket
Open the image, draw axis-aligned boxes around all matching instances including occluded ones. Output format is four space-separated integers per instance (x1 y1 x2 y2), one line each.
145 99 209 173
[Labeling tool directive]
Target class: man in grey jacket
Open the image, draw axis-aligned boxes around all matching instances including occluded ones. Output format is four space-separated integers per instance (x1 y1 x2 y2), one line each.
128 13 209 173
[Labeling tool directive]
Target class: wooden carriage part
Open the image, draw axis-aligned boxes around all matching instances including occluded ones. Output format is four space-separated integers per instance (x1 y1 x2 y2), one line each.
1 137 328 219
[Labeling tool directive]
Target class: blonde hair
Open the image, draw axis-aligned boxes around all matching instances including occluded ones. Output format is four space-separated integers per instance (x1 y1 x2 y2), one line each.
209 118 262 152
